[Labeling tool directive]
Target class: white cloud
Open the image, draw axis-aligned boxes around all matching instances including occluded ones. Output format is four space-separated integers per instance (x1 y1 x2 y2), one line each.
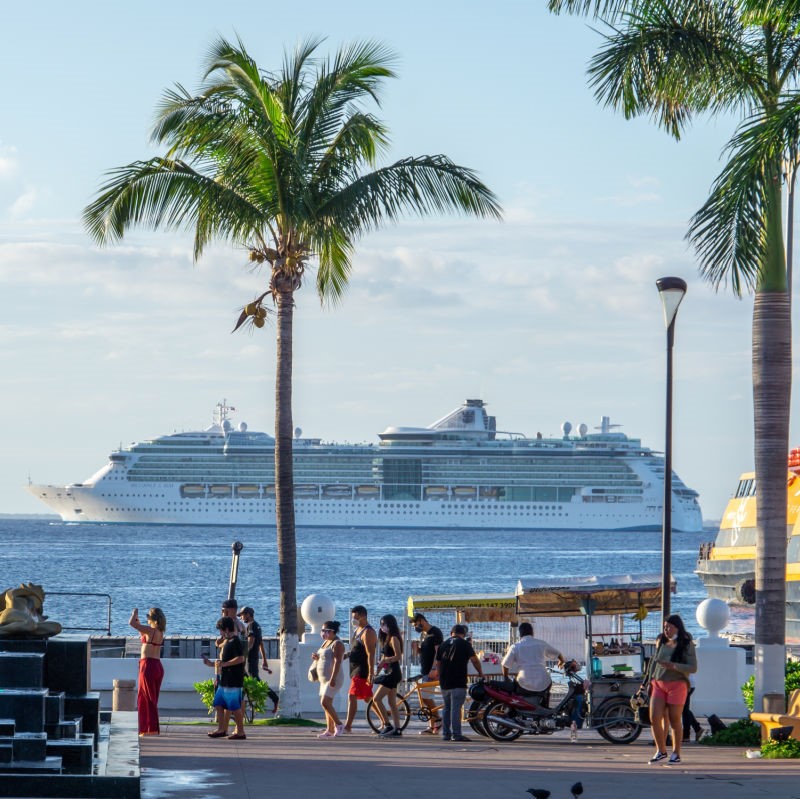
0 144 18 180
9 187 37 217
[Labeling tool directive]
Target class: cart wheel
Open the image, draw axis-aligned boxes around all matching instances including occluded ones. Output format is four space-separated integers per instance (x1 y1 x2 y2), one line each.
594 697 642 744
365 696 411 732
482 700 523 742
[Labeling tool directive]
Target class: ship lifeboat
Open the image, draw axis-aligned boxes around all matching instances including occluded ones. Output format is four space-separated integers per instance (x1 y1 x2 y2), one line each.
323 484 353 498
180 484 205 498
209 485 233 497
453 486 477 499
424 487 448 499
356 485 380 498
294 485 320 498
264 485 276 496
479 487 499 499
235 485 260 498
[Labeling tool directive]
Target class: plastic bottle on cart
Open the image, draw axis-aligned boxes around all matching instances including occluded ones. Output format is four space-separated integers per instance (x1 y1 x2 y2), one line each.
591 656 602 679
570 720 577 742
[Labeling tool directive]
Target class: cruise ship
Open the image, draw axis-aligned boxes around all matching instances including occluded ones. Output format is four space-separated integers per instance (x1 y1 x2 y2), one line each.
27 399 703 531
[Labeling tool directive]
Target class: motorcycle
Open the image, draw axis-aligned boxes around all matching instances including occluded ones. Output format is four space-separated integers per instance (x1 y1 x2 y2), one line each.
469 661 642 744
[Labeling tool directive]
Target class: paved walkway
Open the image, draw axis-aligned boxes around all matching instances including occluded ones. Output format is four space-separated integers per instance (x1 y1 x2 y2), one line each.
139 715 800 799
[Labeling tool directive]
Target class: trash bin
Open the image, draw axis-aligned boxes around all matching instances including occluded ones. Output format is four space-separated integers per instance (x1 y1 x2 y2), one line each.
113 678 136 711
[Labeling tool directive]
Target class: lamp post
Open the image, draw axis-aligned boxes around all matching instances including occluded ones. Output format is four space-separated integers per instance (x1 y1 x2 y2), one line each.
656 277 687 620
228 541 244 600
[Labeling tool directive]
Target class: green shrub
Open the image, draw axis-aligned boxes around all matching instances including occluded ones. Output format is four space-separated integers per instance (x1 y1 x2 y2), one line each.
742 660 800 711
761 737 800 758
193 676 268 722
698 718 761 746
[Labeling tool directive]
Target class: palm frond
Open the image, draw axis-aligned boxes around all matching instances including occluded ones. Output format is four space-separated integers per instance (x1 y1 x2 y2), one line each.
317 155 502 237
548 0 633 19
83 158 263 258
314 227 354 305
589 0 756 139
687 100 799 293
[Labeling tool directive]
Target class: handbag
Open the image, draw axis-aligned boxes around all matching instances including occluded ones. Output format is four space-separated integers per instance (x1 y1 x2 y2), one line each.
630 682 651 725
308 662 319 682
373 669 390 686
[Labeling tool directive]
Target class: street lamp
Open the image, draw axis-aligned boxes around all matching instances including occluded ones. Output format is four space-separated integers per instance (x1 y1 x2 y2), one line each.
656 277 687 620
228 541 244 600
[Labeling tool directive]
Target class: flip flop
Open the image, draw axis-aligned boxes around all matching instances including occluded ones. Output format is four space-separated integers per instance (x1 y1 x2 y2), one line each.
207 730 227 738
227 733 247 740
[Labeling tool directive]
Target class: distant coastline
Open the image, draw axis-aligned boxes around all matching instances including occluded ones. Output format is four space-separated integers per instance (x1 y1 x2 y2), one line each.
0 513 59 520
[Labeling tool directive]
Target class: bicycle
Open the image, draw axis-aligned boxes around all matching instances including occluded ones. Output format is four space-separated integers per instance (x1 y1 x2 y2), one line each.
365 674 487 736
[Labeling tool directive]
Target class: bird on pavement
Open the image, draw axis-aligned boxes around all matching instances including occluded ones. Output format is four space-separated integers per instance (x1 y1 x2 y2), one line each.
526 790 550 799
570 782 584 798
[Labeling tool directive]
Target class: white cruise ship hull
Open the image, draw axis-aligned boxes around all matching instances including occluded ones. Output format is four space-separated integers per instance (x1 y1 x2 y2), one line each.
27 481 702 532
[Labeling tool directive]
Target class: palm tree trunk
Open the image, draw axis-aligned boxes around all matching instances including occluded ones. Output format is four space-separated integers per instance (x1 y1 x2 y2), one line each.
752 171 790 710
274 287 300 716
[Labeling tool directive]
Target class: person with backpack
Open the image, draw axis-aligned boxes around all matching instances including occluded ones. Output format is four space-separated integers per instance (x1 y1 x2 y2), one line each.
434 624 483 742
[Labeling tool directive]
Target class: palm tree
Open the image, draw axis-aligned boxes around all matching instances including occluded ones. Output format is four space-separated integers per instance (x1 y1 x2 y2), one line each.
549 0 793 709
83 37 501 715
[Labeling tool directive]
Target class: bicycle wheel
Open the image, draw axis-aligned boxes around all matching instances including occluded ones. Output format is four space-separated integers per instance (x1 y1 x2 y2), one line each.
482 700 523 742
365 696 411 732
594 697 642 744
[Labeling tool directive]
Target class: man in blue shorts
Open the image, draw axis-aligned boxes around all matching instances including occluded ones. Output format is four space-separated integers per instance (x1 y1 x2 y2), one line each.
203 616 247 739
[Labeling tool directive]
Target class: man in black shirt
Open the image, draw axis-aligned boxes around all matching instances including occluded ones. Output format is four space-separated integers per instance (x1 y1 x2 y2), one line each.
203 616 247 739
435 624 483 742
412 612 443 734
238 606 279 713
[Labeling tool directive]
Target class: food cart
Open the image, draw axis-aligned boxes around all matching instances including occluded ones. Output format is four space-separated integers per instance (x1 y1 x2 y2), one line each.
515 573 674 711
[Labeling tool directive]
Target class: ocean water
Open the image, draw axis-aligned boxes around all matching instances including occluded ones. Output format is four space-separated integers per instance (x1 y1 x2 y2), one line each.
0 519 739 640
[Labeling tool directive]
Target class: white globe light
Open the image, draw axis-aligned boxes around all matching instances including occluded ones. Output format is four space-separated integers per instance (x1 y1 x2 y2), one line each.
696 597 730 637
300 593 335 634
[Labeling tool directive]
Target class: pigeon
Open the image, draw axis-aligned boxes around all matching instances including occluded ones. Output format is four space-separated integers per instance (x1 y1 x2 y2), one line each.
570 782 584 799
526 791 550 799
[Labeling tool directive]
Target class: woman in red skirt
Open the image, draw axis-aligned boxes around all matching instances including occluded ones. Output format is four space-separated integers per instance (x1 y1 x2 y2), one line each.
129 607 166 735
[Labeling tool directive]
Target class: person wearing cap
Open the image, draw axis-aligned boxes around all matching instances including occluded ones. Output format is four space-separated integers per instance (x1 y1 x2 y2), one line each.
238 606 279 714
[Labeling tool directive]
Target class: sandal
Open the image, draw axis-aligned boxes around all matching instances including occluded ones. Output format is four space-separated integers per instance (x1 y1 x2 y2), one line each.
227 733 246 740
207 730 227 738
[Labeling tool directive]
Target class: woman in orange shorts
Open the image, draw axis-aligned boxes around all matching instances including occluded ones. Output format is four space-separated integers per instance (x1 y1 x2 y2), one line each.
643 614 696 765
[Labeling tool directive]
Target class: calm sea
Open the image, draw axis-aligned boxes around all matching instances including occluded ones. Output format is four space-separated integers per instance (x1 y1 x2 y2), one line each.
0 519 744 640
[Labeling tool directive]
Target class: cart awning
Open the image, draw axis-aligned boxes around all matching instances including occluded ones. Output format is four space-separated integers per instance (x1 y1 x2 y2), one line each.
407 593 518 622
515 573 675 616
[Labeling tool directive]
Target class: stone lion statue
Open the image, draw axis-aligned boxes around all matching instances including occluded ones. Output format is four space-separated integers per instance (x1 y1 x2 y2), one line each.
0 583 62 637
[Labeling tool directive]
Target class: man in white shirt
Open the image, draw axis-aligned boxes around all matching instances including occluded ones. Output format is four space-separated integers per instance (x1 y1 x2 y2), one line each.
501 622 564 694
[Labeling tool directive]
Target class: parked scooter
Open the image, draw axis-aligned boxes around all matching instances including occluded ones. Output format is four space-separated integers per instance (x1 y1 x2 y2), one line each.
469 661 642 744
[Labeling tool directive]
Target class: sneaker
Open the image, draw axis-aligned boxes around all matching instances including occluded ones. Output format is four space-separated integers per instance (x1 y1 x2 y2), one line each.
381 728 402 737
648 752 668 764
377 725 394 736
442 733 452 741
667 753 681 765
451 735 470 742
318 730 334 739
333 724 344 737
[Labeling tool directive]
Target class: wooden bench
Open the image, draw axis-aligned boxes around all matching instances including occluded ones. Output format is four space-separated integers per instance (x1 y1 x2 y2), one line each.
750 688 800 741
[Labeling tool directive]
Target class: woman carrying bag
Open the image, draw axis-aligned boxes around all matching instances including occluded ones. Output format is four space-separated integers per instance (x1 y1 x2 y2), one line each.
371 614 404 737
644 614 697 765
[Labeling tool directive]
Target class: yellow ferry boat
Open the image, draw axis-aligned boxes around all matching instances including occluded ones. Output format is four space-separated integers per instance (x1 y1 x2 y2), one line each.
696 456 800 640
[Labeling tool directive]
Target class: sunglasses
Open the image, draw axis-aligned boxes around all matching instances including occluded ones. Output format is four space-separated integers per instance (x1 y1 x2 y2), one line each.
321 629 335 634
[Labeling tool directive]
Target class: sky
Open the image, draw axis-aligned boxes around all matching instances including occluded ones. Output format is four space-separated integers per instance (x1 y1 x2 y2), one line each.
0 1 790 521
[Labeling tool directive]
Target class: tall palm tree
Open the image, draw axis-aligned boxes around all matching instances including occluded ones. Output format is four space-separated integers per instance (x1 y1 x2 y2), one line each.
83 37 500 715
549 0 794 709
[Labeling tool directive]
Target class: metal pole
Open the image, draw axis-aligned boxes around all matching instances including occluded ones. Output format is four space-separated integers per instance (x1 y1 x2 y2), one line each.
661 322 675 620
228 541 243 600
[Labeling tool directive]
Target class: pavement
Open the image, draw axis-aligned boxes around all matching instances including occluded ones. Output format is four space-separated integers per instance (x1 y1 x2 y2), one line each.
138 712 800 799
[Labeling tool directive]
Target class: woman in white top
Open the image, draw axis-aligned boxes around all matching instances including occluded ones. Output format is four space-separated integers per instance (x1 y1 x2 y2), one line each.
311 620 345 738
